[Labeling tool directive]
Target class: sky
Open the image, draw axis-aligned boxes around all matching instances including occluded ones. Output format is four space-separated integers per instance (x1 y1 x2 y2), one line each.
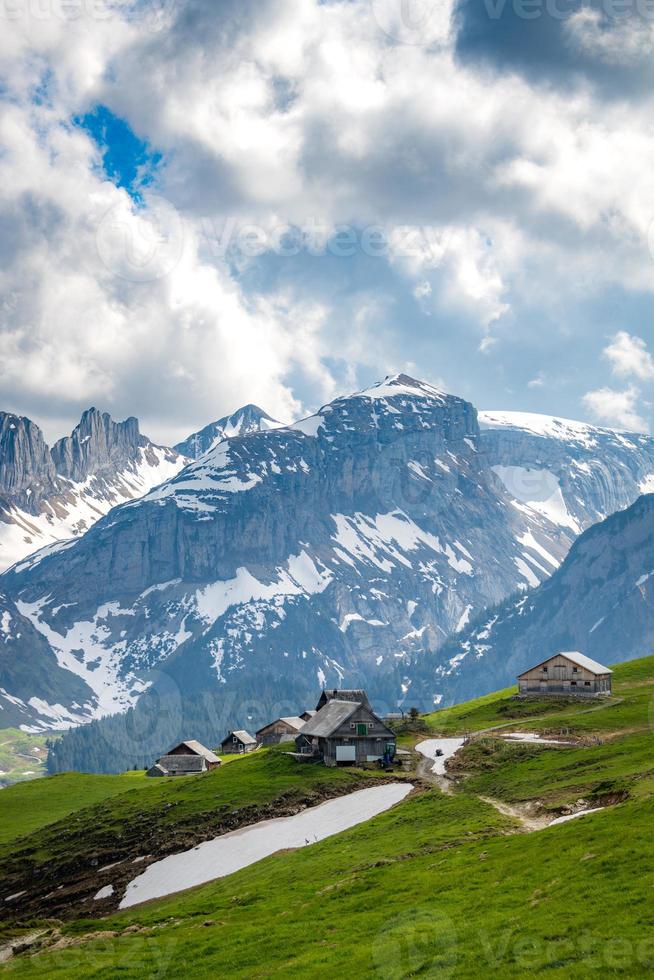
1 0 654 446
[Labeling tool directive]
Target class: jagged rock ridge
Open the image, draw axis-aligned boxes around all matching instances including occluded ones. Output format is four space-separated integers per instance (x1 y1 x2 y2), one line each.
0 409 186 572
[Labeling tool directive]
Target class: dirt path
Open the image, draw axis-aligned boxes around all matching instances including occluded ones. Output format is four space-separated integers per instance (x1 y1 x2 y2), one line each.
478 795 551 832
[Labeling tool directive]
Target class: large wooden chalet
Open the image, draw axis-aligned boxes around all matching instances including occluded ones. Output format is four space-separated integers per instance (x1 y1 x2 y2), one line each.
296 689 396 766
518 651 613 697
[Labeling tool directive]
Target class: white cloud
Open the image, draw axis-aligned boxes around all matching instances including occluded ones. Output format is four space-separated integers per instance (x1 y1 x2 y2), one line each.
2 0 654 437
603 331 654 381
582 385 649 433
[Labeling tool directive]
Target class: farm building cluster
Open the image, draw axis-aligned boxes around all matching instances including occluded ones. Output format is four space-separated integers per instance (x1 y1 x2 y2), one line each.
146 689 398 776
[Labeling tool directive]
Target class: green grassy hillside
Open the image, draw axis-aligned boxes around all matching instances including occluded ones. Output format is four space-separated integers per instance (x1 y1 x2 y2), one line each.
2 657 654 977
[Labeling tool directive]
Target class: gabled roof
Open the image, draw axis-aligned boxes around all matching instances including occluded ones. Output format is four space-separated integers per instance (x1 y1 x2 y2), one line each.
519 650 613 677
170 740 221 763
280 716 306 731
315 689 372 711
301 699 360 737
257 716 306 736
558 651 613 674
223 730 257 745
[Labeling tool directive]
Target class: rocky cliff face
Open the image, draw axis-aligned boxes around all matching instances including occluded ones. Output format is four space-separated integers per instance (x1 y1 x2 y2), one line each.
52 409 143 484
174 404 280 460
0 410 186 572
428 493 654 705
0 414 58 508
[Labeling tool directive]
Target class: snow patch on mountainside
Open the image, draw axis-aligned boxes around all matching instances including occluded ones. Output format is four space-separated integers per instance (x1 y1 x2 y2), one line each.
195 552 333 627
493 465 580 532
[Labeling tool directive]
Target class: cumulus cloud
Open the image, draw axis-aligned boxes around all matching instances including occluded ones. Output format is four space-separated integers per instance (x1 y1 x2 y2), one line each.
582 385 649 432
603 331 654 381
1 0 654 438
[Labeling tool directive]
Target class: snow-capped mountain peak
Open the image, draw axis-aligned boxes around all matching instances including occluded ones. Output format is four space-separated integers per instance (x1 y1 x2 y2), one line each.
174 404 282 460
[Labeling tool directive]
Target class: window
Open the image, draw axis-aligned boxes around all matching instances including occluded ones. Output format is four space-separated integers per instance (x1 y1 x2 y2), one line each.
350 722 355 729
542 667 548 673
572 667 578 673
357 723 367 736
368 722 373 730
571 681 577 687
584 681 591 686
233 736 237 743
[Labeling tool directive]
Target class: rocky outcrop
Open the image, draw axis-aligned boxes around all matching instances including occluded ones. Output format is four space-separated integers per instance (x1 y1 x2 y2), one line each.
52 409 144 483
0 414 58 510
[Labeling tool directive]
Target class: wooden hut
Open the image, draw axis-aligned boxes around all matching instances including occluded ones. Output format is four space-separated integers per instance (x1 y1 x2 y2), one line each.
517 651 613 697
220 730 258 754
256 716 306 746
296 696 396 766
146 739 221 777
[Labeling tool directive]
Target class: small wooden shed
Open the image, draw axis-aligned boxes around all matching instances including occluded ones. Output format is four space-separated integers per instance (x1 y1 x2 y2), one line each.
221 730 258 754
296 697 396 767
518 651 613 697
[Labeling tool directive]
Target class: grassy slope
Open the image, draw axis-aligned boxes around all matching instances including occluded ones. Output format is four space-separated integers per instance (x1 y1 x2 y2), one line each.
0 731 50 790
3 657 654 977
0 749 392 924
0 772 158 849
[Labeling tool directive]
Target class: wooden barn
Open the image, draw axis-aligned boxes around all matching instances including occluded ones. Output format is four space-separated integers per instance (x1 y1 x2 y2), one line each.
518 651 613 698
296 695 396 766
256 716 306 746
220 730 258 754
146 740 221 777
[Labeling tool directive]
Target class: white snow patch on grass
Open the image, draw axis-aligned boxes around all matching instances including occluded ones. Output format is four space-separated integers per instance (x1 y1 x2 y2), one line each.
119 783 412 909
415 738 465 776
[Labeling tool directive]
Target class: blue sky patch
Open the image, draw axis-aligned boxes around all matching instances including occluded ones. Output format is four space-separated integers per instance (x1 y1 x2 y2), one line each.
75 105 162 201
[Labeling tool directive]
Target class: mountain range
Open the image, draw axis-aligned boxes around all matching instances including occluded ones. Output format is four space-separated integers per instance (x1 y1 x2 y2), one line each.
2 374 654 768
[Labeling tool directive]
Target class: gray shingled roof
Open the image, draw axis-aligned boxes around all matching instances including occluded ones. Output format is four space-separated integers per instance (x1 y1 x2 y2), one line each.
223 730 257 745
171 740 221 763
301 699 360 738
520 651 613 677
316 689 371 710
